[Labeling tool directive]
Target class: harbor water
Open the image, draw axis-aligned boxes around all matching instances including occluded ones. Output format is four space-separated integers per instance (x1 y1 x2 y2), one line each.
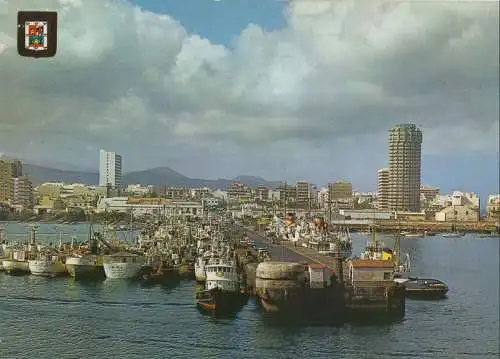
1 222 499 359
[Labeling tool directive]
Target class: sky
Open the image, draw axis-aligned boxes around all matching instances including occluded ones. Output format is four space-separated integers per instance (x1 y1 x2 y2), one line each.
0 0 498 198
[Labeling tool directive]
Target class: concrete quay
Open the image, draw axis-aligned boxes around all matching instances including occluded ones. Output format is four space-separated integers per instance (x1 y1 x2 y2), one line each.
246 229 347 271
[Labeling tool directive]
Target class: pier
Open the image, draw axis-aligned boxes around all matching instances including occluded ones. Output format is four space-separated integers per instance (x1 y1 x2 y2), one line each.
246 229 341 268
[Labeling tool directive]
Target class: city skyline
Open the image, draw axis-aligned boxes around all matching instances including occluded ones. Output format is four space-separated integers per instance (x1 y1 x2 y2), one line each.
0 1 498 197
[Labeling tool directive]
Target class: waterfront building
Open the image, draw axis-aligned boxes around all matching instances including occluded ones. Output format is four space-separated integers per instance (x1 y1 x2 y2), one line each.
99 149 122 189
387 124 423 212
95 197 203 216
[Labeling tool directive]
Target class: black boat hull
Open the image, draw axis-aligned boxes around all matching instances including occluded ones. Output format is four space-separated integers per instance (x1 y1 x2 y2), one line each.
197 288 248 313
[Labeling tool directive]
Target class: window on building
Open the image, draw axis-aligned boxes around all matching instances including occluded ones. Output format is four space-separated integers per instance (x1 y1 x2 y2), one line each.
383 272 391 280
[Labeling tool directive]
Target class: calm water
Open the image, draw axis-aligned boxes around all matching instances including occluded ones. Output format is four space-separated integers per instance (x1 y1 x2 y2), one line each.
1 222 499 359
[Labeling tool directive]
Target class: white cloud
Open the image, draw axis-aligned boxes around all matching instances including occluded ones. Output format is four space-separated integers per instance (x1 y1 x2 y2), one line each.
0 0 498 182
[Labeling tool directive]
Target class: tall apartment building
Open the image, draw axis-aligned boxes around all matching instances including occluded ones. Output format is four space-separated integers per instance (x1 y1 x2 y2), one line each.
12 176 34 209
0 159 22 203
388 124 423 212
296 181 311 206
377 168 389 209
99 150 122 189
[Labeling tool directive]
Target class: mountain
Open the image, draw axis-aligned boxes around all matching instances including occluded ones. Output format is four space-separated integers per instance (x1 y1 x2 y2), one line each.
22 164 281 189
23 164 99 185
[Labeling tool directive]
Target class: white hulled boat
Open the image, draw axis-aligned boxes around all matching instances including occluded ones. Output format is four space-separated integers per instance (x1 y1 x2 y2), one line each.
2 248 31 275
103 252 146 279
28 252 67 277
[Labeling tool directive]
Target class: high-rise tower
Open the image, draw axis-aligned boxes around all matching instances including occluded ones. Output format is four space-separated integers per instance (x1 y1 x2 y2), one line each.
99 150 122 189
387 124 423 212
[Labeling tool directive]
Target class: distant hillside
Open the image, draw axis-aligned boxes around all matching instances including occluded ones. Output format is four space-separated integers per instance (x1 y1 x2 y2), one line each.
24 164 99 185
22 164 281 189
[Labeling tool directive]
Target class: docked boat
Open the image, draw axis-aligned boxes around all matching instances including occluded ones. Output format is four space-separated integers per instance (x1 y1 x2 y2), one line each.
394 277 449 298
2 248 31 276
28 252 67 277
196 257 247 313
140 255 179 285
66 220 105 280
103 252 146 279
66 254 105 280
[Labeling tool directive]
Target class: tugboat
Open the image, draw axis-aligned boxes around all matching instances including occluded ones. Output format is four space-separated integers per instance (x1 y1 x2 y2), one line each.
196 257 247 313
394 277 449 298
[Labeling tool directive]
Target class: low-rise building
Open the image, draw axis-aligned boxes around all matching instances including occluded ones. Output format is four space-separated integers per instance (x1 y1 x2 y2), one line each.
435 205 479 222
95 197 203 216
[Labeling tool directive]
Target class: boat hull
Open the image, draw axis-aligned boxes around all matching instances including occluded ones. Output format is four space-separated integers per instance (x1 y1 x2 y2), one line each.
66 263 105 280
2 260 30 275
406 288 449 299
140 268 180 286
103 262 143 279
28 260 67 277
66 256 105 281
196 289 247 313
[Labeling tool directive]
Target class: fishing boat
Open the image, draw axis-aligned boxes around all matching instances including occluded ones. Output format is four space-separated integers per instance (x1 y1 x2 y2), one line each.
103 252 146 279
394 277 449 298
66 254 105 280
28 252 67 277
196 257 247 313
2 248 30 276
140 256 180 286
66 220 105 280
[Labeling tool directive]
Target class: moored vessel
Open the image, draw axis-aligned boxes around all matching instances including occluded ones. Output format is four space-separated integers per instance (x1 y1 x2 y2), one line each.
103 252 146 279
2 249 30 276
66 254 105 280
394 277 449 298
196 257 247 313
28 252 67 277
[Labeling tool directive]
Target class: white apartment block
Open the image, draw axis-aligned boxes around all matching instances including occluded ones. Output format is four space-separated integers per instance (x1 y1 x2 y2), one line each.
99 150 122 188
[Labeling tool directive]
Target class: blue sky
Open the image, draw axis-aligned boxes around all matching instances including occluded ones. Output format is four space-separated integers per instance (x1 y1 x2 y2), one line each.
129 0 286 46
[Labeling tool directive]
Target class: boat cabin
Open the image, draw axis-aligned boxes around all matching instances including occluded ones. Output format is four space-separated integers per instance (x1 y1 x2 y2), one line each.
348 259 395 287
305 263 333 288
205 260 239 292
